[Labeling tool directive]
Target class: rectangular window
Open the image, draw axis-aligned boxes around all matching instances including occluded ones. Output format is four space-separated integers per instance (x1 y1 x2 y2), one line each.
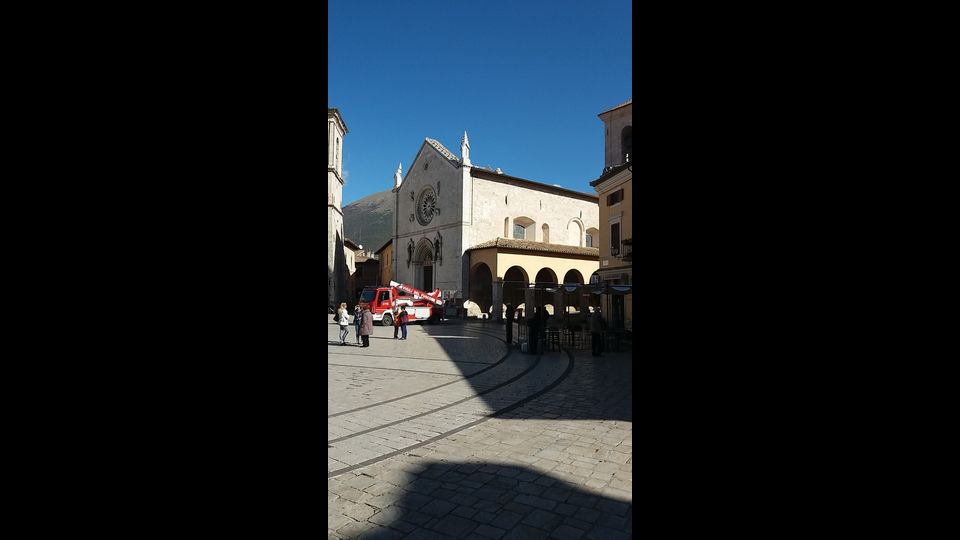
606 189 623 206
513 224 525 239
610 223 621 255
585 234 593 247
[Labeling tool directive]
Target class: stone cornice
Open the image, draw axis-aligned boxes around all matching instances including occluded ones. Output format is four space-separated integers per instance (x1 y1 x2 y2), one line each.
590 162 631 188
328 108 348 134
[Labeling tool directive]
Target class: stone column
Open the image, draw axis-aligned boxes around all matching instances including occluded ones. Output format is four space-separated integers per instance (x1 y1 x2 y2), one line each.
554 288 564 316
492 280 503 322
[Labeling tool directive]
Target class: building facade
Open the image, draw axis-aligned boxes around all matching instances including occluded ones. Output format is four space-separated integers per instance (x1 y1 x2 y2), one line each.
328 108 349 307
590 99 633 330
374 239 393 287
391 133 600 320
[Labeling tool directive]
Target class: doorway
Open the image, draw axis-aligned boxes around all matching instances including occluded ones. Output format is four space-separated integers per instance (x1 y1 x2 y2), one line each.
423 263 433 291
612 295 624 330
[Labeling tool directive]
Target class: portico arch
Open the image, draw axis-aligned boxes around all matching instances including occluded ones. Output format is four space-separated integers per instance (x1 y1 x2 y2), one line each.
502 266 528 310
562 269 584 313
469 262 493 314
534 267 558 287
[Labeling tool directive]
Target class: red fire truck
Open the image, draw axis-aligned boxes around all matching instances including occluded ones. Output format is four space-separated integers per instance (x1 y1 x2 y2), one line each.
358 281 444 326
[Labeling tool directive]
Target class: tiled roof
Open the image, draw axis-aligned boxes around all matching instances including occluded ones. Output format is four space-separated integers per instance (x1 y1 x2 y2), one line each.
424 138 461 165
598 98 632 116
590 161 631 187
470 168 598 202
466 237 600 257
374 239 392 254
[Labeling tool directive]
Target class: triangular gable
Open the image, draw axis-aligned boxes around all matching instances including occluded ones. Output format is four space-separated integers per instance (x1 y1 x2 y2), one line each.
394 138 462 195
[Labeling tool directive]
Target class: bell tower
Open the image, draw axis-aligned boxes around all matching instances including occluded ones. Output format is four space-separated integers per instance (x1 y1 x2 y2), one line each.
328 108 348 306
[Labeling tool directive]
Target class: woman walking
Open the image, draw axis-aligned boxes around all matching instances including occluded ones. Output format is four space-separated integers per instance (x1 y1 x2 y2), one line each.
336 302 350 345
360 304 374 347
353 304 362 345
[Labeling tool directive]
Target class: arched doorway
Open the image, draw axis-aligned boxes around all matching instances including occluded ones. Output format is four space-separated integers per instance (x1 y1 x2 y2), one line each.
563 269 584 313
469 263 493 314
413 239 435 292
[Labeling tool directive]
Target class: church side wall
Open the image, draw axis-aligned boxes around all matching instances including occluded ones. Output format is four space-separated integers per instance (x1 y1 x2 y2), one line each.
471 177 600 248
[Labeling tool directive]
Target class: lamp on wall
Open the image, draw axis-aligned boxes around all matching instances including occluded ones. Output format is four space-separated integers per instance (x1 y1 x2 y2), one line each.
407 239 414 268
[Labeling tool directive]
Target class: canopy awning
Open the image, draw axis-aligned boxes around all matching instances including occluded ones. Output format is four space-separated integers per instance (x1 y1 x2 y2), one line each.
542 283 632 295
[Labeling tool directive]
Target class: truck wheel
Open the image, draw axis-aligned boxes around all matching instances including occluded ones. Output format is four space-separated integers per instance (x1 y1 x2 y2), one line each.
381 313 393 327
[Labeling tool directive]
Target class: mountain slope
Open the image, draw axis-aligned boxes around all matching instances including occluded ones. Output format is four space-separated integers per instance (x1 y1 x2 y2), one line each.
342 189 394 252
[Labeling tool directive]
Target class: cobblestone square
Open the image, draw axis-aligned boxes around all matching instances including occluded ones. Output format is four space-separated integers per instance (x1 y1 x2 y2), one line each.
328 317 632 539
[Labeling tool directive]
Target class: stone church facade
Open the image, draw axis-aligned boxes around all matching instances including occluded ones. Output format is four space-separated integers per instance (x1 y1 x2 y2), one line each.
391 133 600 320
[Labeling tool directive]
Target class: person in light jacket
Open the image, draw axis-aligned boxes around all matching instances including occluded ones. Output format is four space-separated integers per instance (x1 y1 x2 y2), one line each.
337 302 350 345
359 305 374 347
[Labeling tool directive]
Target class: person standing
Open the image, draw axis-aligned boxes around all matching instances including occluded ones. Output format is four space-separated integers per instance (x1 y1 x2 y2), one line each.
393 304 401 339
399 306 409 340
589 309 605 357
360 305 374 347
353 304 362 345
337 302 350 345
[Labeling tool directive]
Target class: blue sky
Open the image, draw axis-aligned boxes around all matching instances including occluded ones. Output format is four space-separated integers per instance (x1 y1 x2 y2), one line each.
329 0 632 205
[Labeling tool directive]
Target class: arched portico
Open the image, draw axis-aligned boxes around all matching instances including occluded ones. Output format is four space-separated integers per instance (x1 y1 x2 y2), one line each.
465 237 600 321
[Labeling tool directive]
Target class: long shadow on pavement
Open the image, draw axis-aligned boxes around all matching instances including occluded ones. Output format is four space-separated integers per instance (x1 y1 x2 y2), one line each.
332 460 632 540
417 320 633 422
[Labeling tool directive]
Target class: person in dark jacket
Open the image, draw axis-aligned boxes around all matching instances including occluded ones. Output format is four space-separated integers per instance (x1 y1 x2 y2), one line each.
353 304 362 345
393 305 401 339
589 309 606 356
399 306 409 340
360 305 374 347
